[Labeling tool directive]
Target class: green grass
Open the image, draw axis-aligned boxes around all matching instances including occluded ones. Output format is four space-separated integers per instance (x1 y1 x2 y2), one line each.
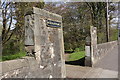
68 51 85 61
0 51 26 62
65 49 73 52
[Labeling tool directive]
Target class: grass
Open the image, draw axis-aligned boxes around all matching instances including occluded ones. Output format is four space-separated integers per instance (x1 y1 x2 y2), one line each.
68 51 85 61
65 49 73 52
0 51 26 62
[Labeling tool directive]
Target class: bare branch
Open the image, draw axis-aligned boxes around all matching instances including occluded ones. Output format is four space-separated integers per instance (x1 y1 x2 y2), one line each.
2 31 13 45
6 8 13 35
85 2 92 10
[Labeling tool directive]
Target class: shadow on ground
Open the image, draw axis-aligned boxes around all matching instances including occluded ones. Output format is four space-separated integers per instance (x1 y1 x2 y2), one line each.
65 57 85 66
65 51 74 54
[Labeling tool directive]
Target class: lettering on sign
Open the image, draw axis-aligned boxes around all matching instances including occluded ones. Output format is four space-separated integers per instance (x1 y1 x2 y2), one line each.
46 19 61 28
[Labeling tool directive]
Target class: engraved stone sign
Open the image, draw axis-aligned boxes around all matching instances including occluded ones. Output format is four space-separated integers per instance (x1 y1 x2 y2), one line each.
46 19 61 28
85 46 90 57
25 15 34 46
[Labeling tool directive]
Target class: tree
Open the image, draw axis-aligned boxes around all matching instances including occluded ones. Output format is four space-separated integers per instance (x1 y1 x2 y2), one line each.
1 2 15 46
85 2 107 43
44 2 117 50
86 2 117 43
43 2 118 50
44 2 91 50
108 2 118 41
1 1 44 55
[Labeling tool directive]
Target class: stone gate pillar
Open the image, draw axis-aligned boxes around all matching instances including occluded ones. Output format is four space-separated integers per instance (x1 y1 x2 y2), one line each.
25 7 66 78
85 26 97 67
90 26 97 66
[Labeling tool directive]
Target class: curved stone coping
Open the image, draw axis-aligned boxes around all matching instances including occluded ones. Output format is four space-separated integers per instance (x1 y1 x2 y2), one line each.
93 40 118 64
97 41 117 47
25 7 62 22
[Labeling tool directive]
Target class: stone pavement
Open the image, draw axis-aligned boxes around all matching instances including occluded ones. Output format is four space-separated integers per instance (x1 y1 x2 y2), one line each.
94 45 118 71
66 65 118 78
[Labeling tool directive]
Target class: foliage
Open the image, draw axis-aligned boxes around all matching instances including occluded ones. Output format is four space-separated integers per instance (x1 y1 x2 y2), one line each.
44 2 91 50
74 48 80 52
2 38 24 55
74 46 85 52
0 51 26 61
109 28 118 41
44 2 118 50
1 2 44 59
1 2 118 61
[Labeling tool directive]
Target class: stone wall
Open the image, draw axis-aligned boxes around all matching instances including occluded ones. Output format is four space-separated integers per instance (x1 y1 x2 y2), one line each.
92 41 117 66
1 57 40 78
96 41 117 62
1 56 66 78
85 26 118 67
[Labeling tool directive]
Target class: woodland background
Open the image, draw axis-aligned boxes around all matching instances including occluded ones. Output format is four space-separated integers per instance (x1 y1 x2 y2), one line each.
0 1 118 61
